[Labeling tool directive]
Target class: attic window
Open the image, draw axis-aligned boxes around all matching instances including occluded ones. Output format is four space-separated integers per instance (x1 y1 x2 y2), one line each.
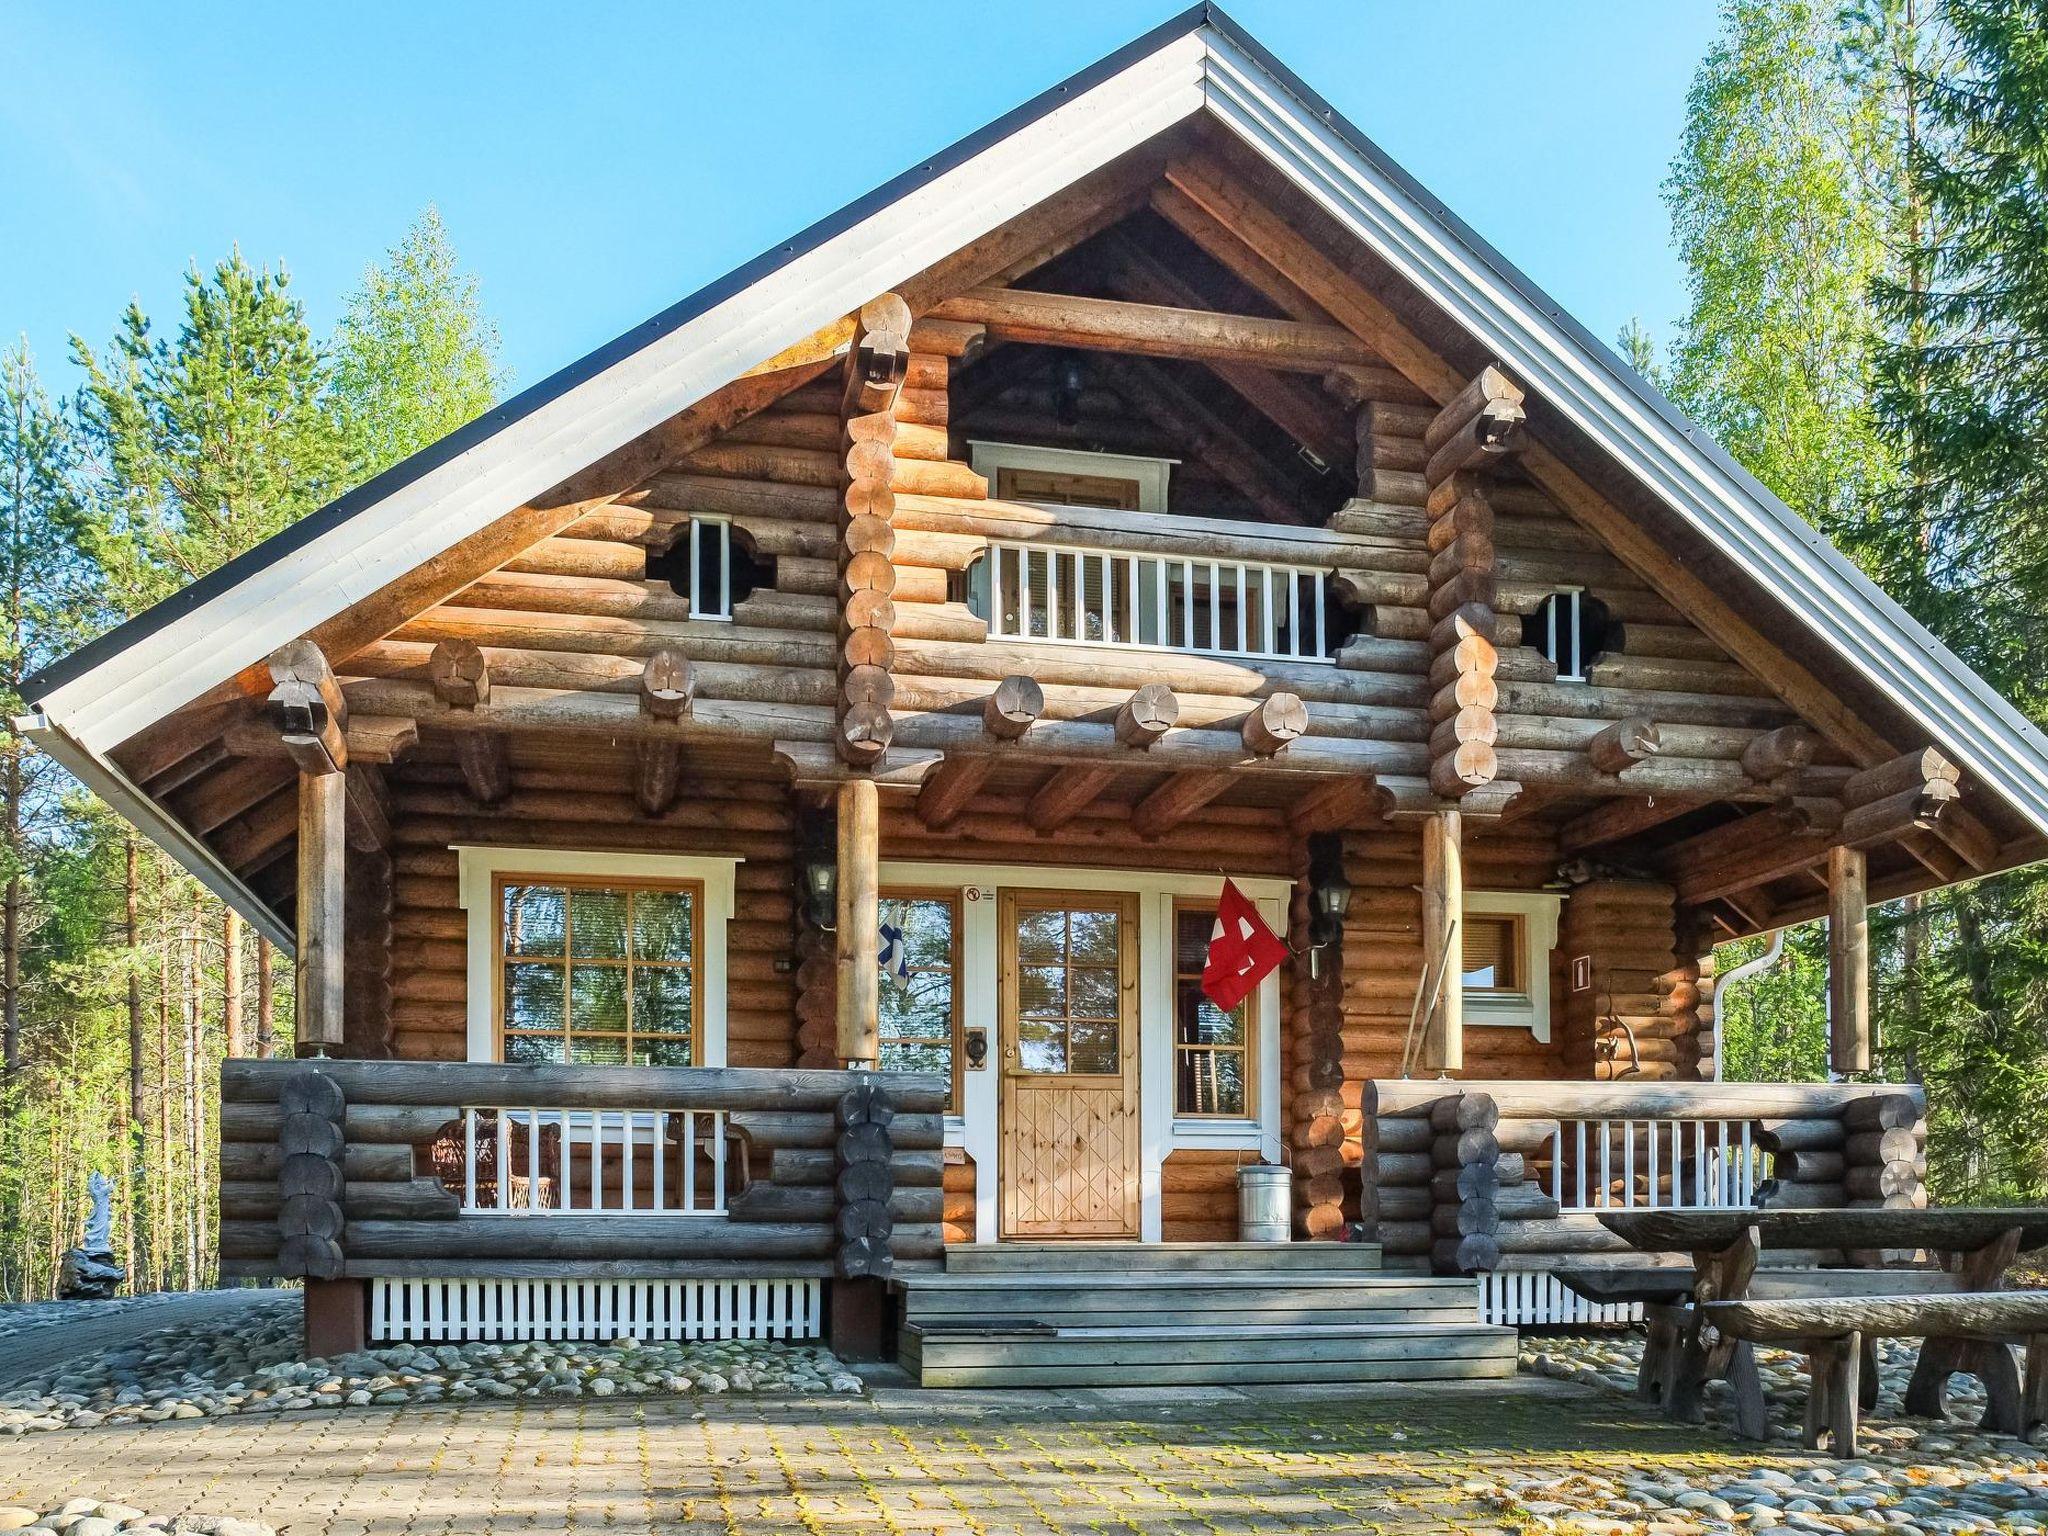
1531 589 1606 683
968 441 1173 513
646 515 757 621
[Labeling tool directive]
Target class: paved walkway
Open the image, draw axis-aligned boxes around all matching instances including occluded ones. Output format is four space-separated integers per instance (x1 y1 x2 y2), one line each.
0 1291 278 1390
0 1378 1728 1535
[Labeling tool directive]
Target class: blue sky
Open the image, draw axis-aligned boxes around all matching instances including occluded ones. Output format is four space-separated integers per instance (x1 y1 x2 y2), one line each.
2 1 1721 398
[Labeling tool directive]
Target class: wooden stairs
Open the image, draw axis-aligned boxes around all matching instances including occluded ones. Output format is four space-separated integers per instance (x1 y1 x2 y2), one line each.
892 1241 1518 1388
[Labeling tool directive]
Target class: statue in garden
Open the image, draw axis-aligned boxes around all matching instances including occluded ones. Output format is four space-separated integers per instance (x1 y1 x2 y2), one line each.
57 1172 125 1300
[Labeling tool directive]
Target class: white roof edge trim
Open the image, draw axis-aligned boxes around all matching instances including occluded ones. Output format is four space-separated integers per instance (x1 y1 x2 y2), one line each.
1197 30 2048 838
17 714 296 952
40 33 1211 758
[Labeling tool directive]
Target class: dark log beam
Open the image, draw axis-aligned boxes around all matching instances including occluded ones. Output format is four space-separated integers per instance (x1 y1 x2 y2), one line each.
429 640 510 805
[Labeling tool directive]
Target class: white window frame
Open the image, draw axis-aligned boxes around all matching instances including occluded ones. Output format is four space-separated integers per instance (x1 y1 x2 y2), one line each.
968 441 1176 513
1541 587 1588 682
684 514 733 621
455 846 740 1067
1463 890 1563 1043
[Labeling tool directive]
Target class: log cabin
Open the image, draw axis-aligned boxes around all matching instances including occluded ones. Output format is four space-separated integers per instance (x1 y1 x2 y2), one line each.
21 6 2048 1385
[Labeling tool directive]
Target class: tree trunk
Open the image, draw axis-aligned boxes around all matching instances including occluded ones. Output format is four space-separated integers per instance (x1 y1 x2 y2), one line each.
223 908 243 1059
125 838 145 1290
255 937 274 1059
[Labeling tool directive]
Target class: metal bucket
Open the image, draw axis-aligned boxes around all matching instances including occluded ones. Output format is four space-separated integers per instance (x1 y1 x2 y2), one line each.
1236 1163 1292 1243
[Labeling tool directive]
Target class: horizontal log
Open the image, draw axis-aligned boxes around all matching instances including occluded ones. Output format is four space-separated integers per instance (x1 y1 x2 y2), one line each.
222 1060 947 1115
1704 1291 2048 1345
1367 1079 1921 1121
337 1215 840 1261
730 1184 941 1225
929 287 1378 373
220 1143 411 1183
730 1110 944 1152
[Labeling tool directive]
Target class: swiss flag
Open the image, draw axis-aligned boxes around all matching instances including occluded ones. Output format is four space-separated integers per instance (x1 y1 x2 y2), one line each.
1202 879 1289 1012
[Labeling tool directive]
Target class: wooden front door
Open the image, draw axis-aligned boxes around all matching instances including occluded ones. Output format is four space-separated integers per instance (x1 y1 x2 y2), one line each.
998 890 1141 1238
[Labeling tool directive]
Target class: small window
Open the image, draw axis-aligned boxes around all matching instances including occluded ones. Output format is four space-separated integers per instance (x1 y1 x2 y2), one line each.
1173 903 1254 1118
877 891 962 1110
498 879 700 1065
996 465 1143 510
1462 914 1526 997
1531 589 1605 682
647 515 752 620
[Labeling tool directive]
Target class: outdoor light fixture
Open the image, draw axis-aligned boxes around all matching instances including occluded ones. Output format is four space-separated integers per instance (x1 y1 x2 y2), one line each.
1305 832 1352 978
802 856 837 932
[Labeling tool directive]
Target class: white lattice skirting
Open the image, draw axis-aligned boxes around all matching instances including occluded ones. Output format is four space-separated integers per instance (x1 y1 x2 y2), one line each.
369 1277 825 1343
1482 1270 1642 1328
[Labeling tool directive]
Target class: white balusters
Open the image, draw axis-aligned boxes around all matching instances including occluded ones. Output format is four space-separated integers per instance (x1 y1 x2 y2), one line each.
456 1108 727 1216
1547 1116 1774 1214
982 541 1332 662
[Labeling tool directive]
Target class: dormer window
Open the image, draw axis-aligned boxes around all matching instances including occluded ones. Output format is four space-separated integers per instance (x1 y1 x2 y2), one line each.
1531 588 1605 683
968 442 1174 513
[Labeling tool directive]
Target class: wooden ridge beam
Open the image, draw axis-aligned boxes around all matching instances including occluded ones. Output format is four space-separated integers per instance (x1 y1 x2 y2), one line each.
928 286 1380 375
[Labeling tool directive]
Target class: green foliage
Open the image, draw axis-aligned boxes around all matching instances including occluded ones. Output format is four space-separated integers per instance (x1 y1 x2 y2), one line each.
0 209 493 1296
1677 0 2048 1204
71 252 346 612
332 206 504 482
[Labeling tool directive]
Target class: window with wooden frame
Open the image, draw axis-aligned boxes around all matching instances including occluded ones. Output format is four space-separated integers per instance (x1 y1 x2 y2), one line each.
497 877 700 1066
1461 913 1526 998
995 465 1143 510
876 890 962 1110
1172 902 1255 1119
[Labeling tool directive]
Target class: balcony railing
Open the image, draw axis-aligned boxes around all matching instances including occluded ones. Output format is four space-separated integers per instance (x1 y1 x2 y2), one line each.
450 1107 729 1216
980 541 1333 663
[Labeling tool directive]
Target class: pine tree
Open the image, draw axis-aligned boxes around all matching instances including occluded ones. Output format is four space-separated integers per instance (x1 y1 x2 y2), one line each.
71 251 345 614
331 206 503 483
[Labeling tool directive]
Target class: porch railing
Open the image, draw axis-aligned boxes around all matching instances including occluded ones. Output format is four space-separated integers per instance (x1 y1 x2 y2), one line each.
1365 1079 1929 1322
453 1107 728 1216
981 540 1333 663
1549 1116 1771 1213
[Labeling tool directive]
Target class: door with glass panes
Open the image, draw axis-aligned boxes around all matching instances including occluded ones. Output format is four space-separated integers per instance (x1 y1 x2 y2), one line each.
997 890 1140 1238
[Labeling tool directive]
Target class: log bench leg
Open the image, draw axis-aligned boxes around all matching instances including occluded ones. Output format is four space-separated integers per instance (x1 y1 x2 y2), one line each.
1860 1335 1880 1411
1971 1341 2024 1436
1727 1341 1769 1441
1905 1338 1958 1420
2023 1336 2047 1439
1802 1334 1860 1457
1640 1312 1681 1404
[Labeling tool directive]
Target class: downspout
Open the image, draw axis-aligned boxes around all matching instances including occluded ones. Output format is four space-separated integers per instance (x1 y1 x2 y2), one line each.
1711 930 1785 1082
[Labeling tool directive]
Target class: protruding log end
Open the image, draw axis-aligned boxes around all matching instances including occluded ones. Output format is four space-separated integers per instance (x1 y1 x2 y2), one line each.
1429 742 1498 797
428 639 490 709
982 674 1044 740
1589 716 1662 776
1741 722 1819 783
639 647 696 720
1115 683 1179 748
1241 693 1308 756
838 701 893 767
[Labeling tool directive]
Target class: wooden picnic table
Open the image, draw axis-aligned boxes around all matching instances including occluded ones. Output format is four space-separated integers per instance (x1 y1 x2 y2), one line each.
1558 1206 2048 1454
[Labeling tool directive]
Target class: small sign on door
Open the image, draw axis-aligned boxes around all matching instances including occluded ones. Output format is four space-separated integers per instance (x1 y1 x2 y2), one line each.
1571 954 1593 993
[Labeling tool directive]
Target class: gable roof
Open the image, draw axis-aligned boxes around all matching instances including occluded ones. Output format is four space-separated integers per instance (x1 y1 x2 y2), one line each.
25 4 2048 875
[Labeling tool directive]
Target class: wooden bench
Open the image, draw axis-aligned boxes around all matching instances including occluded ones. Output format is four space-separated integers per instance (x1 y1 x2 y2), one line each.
1702 1289 2048 1454
1587 1207 2048 1455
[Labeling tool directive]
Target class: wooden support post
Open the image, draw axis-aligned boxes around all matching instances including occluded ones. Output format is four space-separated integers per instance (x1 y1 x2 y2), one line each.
302 1278 368 1359
1829 845 1871 1073
296 771 346 1053
835 777 880 1067
1421 808 1464 1072
827 1277 888 1362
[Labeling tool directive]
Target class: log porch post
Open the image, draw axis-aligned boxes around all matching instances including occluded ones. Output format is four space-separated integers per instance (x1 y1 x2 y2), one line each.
835 777 880 1067
268 640 347 1055
1828 845 1871 1073
1420 808 1464 1072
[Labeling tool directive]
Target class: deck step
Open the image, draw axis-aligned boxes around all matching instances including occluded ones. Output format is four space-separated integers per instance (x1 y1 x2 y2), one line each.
900 1320 1519 1389
901 1274 1480 1329
940 1241 1384 1274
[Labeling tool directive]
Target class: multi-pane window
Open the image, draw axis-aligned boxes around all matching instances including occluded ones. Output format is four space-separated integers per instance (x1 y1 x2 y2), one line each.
1462 914 1526 998
499 879 699 1066
1014 902 1125 1075
877 892 961 1108
1172 904 1253 1118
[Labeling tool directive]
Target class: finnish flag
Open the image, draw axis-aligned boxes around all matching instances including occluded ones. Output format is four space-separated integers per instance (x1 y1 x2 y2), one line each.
877 921 912 986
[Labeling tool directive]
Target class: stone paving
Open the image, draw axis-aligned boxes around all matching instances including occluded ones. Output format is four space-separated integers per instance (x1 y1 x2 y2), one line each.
0 1377 1704 1535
